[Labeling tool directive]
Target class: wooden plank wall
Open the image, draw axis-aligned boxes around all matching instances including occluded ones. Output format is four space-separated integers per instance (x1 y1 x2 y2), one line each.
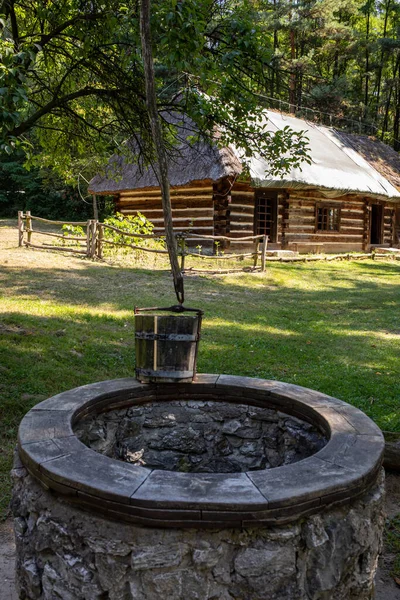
285 191 367 252
115 183 396 253
116 182 214 249
284 191 395 251
212 178 231 250
384 205 395 246
227 181 255 250
395 206 400 246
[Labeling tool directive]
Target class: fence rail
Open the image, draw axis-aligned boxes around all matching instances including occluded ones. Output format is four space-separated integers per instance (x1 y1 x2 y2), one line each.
17 212 269 271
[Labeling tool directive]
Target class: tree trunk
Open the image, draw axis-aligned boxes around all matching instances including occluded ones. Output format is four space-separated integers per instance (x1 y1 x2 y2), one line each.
382 52 400 142
364 5 370 118
92 195 99 221
393 81 400 150
375 0 391 121
139 0 184 304
289 27 296 109
333 48 339 81
271 0 279 97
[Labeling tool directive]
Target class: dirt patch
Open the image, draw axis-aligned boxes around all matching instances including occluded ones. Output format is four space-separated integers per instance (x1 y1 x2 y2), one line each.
0 324 33 336
0 519 17 600
385 471 400 519
375 472 400 599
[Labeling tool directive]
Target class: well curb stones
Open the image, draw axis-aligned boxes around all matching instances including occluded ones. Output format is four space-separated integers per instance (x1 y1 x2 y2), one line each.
17 374 384 529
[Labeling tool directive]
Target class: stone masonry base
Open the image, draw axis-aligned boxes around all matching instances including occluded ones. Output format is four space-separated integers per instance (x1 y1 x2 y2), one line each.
12 465 384 600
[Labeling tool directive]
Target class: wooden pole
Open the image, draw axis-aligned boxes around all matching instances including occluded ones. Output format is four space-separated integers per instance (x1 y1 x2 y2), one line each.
18 211 24 246
86 220 92 257
97 223 104 259
261 235 268 272
178 237 186 272
26 211 32 245
140 0 184 304
253 239 259 269
90 220 97 258
92 195 99 221
391 209 396 248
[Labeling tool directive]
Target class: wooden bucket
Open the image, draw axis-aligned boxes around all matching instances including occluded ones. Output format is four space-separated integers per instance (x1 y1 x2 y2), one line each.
134 306 203 383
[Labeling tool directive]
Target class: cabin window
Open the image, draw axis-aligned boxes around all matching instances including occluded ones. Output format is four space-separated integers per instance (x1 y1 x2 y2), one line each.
254 191 278 242
316 204 340 232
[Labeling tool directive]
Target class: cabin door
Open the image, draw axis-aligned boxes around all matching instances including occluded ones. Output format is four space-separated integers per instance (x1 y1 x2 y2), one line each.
370 204 383 245
254 191 278 243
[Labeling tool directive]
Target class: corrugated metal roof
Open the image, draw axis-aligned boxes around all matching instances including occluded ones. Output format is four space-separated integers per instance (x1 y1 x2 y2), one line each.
249 112 400 199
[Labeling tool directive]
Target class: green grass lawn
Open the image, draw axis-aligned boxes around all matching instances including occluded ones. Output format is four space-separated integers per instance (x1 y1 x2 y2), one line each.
1 219 400 517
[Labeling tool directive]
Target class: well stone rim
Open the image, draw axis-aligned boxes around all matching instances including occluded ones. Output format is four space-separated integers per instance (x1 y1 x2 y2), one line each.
17 374 384 528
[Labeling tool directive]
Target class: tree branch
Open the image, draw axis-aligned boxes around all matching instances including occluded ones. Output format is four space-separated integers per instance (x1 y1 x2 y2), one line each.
9 87 120 137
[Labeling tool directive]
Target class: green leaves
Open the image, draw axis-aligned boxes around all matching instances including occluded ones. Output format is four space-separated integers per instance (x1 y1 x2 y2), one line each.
102 212 163 257
0 0 313 181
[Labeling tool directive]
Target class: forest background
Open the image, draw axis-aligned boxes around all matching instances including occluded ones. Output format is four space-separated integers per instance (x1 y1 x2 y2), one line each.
0 0 399 220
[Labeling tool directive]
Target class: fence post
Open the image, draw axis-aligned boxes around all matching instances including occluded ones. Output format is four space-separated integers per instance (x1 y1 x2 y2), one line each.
253 238 259 269
90 220 97 259
261 235 268 272
180 249 185 272
97 222 104 259
176 234 186 271
26 211 32 245
18 211 24 246
86 220 92 257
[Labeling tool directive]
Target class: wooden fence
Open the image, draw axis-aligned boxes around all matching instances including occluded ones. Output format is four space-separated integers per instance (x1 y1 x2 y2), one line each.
17 212 397 269
17 212 269 271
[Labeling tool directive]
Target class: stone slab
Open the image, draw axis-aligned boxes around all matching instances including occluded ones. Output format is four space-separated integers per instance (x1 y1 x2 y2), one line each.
131 471 267 510
40 447 151 504
333 404 383 436
316 433 384 474
18 410 74 443
32 378 150 411
19 438 72 475
247 455 362 508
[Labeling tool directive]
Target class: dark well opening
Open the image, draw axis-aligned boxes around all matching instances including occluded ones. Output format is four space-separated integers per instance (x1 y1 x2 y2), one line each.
74 400 327 473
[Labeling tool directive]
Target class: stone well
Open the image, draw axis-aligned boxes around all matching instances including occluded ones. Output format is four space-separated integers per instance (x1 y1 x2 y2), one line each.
12 375 385 600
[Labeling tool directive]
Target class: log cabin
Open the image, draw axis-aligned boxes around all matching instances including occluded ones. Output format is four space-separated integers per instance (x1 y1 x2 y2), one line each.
89 110 400 254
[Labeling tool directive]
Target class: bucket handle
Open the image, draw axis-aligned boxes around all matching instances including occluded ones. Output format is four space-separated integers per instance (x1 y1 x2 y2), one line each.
134 305 204 316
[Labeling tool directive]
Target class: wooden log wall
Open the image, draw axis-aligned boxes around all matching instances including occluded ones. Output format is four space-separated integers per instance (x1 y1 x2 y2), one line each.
225 181 256 251
115 182 397 254
227 181 289 250
283 191 394 252
115 182 214 249
212 178 232 251
396 206 400 246
383 205 395 246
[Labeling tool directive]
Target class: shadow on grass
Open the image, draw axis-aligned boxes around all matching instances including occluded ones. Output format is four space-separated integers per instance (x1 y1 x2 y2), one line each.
1 257 400 311
1 257 399 425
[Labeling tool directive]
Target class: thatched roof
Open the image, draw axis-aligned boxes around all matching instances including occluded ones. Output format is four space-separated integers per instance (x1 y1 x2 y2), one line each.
89 110 400 200
338 132 400 193
89 115 242 194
